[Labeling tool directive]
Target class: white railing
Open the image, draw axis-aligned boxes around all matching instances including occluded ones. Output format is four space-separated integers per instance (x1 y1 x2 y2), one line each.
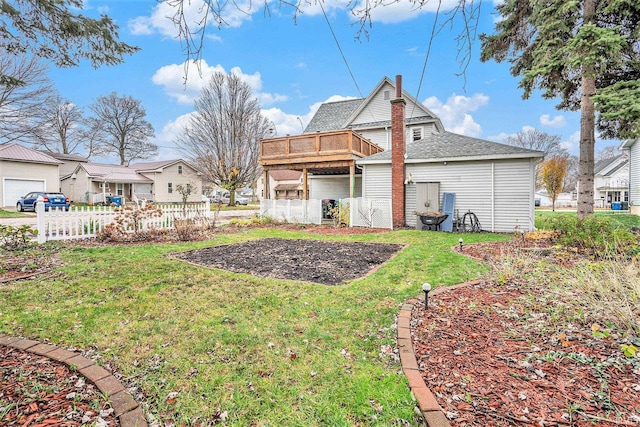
260 199 323 225
259 197 392 229
36 200 211 243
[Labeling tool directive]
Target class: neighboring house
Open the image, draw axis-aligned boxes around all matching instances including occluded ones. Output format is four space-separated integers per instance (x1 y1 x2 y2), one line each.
535 189 577 208
60 159 203 204
593 154 629 208
260 75 543 232
0 143 62 208
43 152 89 178
259 170 303 200
621 139 639 215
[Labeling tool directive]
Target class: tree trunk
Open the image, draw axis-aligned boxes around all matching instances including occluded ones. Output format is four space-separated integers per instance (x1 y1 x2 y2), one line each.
577 0 596 220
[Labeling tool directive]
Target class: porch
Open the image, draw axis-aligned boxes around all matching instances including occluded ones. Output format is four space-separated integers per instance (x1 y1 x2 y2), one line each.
259 130 383 200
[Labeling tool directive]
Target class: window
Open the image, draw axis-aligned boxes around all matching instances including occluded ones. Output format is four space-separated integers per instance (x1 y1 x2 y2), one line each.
186 183 192 193
178 165 183 174
168 182 173 194
412 128 423 141
116 183 124 196
384 90 390 100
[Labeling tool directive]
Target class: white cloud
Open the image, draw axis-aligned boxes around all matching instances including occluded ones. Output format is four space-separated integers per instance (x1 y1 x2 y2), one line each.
561 130 580 153
151 60 287 106
296 0 461 23
262 95 358 137
487 125 535 143
540 114 566 128
128 1 254 39
423 93 489 137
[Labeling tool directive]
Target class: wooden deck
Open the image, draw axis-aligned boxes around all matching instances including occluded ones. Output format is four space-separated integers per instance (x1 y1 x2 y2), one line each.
259 130 383 172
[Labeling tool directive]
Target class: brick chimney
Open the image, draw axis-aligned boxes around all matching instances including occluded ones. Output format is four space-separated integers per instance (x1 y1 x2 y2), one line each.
391 75 406 229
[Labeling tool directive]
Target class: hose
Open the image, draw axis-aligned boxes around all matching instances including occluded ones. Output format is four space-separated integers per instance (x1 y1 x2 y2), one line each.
461 211 482 232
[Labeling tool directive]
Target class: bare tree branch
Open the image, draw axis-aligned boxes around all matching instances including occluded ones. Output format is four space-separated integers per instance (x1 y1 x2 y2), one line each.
87 92 157 165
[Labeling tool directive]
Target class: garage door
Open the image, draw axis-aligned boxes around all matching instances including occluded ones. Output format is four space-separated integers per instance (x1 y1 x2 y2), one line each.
3 179 45 207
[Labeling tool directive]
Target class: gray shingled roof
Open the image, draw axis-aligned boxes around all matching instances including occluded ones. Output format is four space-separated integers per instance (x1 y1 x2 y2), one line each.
594 155 627 175
357 131 543 164
304 99 364 132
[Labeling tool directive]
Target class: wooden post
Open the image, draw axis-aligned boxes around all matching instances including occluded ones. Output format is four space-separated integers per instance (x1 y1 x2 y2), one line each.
349 164 355 199
262 170 270 199
303 168 308 200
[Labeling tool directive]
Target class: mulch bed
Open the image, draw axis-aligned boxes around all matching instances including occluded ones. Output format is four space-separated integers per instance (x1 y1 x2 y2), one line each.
171 237 405 285
411 241 640 426
0 346 118 426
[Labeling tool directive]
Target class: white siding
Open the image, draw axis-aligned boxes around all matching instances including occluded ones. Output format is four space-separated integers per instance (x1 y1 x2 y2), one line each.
362 165 392 199
309 175 361 201
358 128 389 150
350 81 434 127
629 141 640 215
403 158 536 232
493 160 535 232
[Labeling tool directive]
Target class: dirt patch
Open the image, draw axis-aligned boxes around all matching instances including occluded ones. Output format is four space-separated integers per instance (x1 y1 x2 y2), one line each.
172 238 405 285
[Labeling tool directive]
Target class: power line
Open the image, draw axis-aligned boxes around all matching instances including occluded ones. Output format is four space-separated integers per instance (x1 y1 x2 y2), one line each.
319 0 364 99
411 0 443 119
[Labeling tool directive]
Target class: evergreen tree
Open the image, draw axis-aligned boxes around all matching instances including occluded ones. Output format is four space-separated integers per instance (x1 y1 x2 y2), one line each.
480 0 640 218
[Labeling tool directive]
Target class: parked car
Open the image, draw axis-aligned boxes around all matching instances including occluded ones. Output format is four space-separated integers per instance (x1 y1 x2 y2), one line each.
17 192 70 212
220 193 250 206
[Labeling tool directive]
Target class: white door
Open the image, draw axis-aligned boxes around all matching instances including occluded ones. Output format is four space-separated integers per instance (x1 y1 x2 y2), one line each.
3 179 45 207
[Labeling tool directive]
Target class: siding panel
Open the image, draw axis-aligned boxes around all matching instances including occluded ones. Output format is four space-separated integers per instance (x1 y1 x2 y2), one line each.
630 142 640 215
362 165 392 199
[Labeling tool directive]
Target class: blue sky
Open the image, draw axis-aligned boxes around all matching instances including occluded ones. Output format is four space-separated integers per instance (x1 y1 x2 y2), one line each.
48 0 619 162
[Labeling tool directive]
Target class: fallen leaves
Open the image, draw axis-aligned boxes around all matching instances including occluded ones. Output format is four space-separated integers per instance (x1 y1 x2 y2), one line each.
411 281 640 426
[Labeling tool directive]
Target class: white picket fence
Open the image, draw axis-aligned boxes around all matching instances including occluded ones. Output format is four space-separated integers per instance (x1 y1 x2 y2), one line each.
259 198 392 229
36 201 211 243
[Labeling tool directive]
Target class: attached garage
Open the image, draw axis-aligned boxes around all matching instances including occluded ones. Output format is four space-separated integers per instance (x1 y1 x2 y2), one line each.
3 179 45 207
0 143 61 208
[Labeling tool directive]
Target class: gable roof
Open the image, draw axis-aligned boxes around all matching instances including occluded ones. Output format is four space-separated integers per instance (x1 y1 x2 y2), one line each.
269 170 302 181
304 77 445 134
43 152 89 162
304 99 364 133
0 143 62 165
357 131 544 164
71 162 153 183
344 76 442 130
594 154 628 176
131 160 184 172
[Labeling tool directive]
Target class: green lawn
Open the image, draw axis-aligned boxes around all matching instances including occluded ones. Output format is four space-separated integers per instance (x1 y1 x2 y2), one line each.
0 209 29 218
0 228 507 426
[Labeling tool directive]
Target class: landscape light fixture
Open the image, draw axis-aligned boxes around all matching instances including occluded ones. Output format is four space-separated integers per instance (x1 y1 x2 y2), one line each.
422 283 432 309
459 238 463 251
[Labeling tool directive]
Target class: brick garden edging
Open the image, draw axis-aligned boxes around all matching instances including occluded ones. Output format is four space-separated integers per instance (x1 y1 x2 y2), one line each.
398 280 481 427
0 335 147 427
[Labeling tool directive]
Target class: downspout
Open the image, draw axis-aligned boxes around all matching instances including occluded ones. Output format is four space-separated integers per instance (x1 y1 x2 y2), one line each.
491 162 495 232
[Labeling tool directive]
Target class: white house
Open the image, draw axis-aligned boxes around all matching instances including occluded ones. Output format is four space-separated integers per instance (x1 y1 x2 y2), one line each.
61 159 204 204
259 75 543 232
593 154 629 209
621 139 639 215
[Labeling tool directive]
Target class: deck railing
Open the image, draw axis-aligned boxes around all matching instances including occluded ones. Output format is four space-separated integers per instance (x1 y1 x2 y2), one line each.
260 130 383 164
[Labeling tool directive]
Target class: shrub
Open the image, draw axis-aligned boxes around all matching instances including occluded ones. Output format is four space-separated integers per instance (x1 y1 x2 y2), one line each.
0 224 38 250
539 214 639 258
